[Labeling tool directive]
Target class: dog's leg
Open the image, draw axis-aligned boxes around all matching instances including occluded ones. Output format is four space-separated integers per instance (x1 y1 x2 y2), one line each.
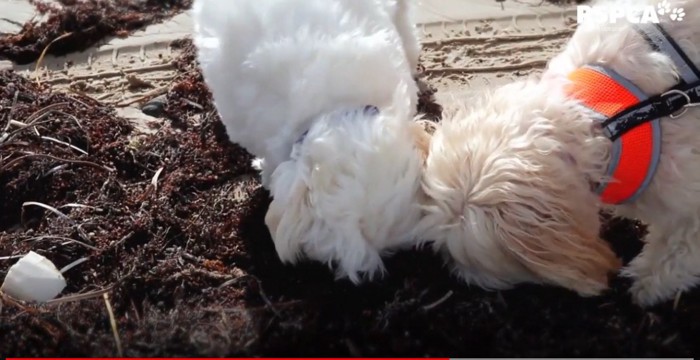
623 219 700 307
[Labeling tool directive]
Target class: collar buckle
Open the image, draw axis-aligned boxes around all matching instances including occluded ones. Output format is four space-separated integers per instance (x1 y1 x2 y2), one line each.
662 88 700 118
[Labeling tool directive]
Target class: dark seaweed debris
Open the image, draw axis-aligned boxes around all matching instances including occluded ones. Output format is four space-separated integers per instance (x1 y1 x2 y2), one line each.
1 41 699 357
0 0 193 65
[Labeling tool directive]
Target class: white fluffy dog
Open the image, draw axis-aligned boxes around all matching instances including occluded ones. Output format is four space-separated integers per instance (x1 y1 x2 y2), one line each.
192 0 429 282
420 0 700 306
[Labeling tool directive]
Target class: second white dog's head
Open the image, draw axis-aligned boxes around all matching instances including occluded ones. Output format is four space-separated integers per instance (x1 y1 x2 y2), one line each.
264 84 431 283
419 79 621 296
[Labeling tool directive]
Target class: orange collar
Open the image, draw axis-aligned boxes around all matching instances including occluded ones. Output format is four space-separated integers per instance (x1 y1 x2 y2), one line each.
565 65 661 205
563 23 700 205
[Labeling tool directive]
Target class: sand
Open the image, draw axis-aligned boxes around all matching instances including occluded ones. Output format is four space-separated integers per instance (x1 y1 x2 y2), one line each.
418 2 576 102
9 1 695 358
2 0 578 131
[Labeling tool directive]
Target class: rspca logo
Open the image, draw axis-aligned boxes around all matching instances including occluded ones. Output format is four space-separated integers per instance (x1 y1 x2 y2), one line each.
577 0 686 24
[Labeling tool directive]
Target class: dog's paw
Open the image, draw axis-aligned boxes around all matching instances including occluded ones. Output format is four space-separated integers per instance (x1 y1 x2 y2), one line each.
628 275 676 307
629 280 662 307
657 0 671 15
670 7 686 21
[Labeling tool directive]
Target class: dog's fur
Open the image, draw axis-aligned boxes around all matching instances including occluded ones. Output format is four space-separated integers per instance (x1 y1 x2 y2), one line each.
420 0 700 306
193 0 429 282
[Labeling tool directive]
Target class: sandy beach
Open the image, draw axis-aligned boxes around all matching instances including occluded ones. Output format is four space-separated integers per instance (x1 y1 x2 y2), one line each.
2 0 697 357
2 0 577 128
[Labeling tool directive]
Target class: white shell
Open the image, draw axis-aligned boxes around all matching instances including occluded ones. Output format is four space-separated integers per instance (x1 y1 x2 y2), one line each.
1 251 67 302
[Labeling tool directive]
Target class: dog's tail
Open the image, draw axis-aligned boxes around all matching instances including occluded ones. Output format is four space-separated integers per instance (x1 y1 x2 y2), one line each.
193 0 418 159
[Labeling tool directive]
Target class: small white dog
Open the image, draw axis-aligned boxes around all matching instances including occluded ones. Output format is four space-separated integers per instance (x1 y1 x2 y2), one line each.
420 0 700 306
193 0 430 282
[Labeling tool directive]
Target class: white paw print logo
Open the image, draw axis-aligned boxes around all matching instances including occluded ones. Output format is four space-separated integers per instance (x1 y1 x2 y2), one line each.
670 7 686 21
657 0 671 15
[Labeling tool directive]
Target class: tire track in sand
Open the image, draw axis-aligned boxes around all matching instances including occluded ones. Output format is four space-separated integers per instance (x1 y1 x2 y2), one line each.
7 3 580 129
417 7 578 102
10 12 193 134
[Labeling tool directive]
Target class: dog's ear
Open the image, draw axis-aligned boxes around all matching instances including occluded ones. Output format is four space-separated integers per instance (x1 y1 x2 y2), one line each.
496 185 621 296
264 165 311 264
409 120 432 161
264 198 282 242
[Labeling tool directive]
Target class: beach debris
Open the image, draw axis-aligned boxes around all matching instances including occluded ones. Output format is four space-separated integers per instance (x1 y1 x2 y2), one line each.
141 94 168 117
0 251 67 302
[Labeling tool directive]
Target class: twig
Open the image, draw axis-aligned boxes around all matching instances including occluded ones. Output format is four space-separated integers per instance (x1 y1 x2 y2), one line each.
1 152 115 173
422 290 454 311
1 119 53 145
43 164 69 177
59 257 89 273
151 167 164 192
103 292 124 357
110 231 134 249
60 203 103 211
218 276 246 289
45 285 114 304
0 18 23 27
1 90 19 135
112 85 168 106
344 338 362 357
26 235 99 251
22 201 71 222
219 275 280 317
0 291 34 313
171 268 233 281
0 255 24 260
50 110 84 130
8 120 26 128
20 201 93 244
0 103 73 145
109 67 197 107
34 32 74 86
64 87 103 105
41 136 88 155
25 103 71 125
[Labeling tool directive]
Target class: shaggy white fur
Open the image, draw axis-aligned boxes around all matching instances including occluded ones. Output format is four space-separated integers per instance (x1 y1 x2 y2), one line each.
192 0 429 282
420 0 700 306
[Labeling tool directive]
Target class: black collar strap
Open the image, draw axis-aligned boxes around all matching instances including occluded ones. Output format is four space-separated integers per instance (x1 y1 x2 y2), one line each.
601 79 700 141
601 23 700 141
633 23 700 84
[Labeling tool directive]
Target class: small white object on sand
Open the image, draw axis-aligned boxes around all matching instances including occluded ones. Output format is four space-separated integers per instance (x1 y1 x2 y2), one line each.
1 251 67 302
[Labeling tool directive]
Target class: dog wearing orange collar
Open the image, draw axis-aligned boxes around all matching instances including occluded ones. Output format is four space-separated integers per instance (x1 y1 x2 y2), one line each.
418 0 700 306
